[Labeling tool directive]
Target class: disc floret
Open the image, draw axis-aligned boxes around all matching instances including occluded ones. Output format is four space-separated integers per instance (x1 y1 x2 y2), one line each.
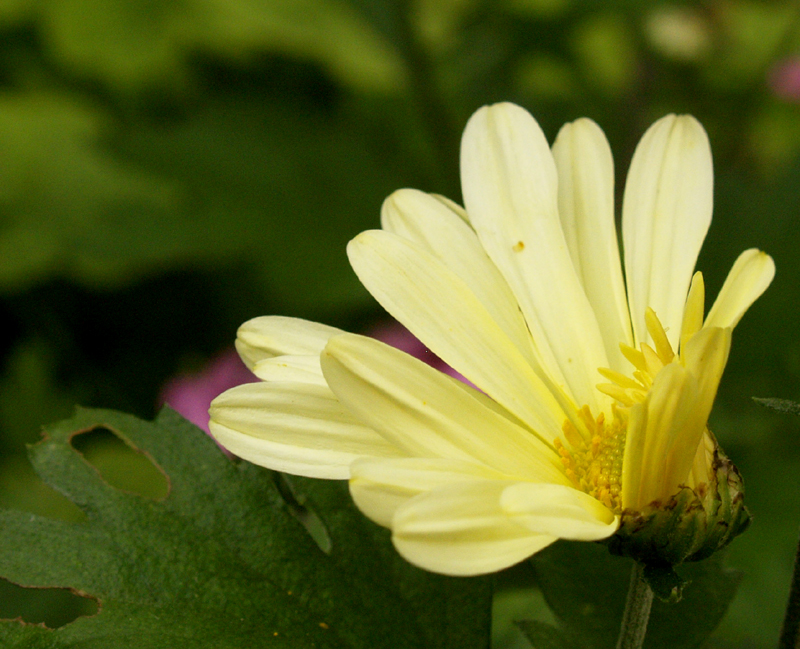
555 405 628 513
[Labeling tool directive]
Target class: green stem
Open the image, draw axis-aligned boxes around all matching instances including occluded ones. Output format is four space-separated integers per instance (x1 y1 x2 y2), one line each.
616 562 653 649
779 528 800 649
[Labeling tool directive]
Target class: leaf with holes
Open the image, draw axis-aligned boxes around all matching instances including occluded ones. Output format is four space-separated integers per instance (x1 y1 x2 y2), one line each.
0 407 491 648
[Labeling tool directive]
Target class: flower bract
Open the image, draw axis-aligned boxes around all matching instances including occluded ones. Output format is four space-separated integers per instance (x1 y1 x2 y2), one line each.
209 103 774 576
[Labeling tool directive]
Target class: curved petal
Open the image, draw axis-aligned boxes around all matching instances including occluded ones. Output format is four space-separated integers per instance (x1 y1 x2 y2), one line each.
349 456 513 528
236 316 345 370
392 481 557 576
208 381 404 479
552 118 633 372
381 188 539 368
621 361 714 510
252 355 326 385
501 483 618 539
460 102 609 413
679 326 731 457
321 333 568 479
622 114 713 350
347 230 571 441
705 249 775 330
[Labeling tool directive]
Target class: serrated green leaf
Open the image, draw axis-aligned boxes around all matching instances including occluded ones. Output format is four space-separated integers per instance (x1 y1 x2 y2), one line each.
0 408 491 648
529 541 743 649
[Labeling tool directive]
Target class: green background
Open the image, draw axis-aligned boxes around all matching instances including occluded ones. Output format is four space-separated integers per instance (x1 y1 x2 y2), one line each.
0 0 798 646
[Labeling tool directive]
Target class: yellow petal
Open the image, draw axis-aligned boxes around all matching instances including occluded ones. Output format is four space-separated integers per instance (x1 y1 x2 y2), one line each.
252 355 327 385
236 316 344 370
460 102 610 413
705 249 775 330
381 188 540 369
349 456 511 528
392 481 556 576
208 381 404 479
321 333 567 480
680 272 705 354
347 230 572 441
623 325 729 511
622 114 713 350
621 363 698 510
501 483 619 539
552 117 634 372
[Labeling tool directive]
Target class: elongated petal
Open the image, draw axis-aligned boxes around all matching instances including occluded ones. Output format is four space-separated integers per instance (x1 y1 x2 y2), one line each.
236 316 345 369
680 272 706 354
622 114 713 350
252 355 326 385
392 481 557 576
501 483 618 539
621 363 699 510
321 333 567 479
705 249 775 330
461 102 609 412
347 230 571 441
208 381 404 479
676 328 731 493
381 188 539 368
350 456 512 528
552 118 633 372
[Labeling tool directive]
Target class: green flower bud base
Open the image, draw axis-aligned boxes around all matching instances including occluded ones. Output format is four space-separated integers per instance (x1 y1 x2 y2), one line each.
605 438 751 600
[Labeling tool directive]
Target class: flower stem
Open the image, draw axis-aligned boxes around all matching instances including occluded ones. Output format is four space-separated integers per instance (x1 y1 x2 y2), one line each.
616 562 653 649
779 527 800 649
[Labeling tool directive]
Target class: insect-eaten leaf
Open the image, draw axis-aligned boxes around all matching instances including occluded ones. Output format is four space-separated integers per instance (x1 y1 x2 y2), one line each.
0 408 491 648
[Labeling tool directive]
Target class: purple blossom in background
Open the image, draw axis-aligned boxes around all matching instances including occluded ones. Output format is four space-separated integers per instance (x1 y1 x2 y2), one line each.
159 349 258 434
159 320 471 436
769 57 800 102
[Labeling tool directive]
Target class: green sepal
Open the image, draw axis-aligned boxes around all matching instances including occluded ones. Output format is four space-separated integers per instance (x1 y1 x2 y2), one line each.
605 435 751 568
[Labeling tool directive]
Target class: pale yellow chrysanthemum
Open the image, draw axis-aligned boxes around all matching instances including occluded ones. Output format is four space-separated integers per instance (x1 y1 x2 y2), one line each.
209 103 774 576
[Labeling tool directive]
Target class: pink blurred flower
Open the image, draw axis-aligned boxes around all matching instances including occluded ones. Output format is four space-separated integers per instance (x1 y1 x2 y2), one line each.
769 57 800 102
159 349 257 434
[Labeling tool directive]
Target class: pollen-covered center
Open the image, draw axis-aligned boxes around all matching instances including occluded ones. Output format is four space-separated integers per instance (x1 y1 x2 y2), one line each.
555 406 627 513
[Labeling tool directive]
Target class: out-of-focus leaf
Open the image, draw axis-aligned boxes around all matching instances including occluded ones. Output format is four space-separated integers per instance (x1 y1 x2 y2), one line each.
0 92 177 290
750 102 800 170
703 0 800 90
112 95 404 313
0 408 491 647
0 339 82 450
529 541 742 649
493 585 556 649
0 89 407 313
516 620 578 649
571 13 637 97
0 0 28 25
36 0 405 94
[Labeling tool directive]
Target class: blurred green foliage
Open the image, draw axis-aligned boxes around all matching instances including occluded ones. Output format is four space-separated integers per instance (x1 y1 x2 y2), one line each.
0 0 799 646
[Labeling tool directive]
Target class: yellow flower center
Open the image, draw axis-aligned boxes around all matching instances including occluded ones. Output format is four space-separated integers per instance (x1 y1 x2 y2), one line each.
555 406 627 512
554 302 693 513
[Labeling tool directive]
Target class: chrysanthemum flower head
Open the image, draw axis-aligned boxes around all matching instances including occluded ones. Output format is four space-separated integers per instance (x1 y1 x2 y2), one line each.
209 103 774 576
